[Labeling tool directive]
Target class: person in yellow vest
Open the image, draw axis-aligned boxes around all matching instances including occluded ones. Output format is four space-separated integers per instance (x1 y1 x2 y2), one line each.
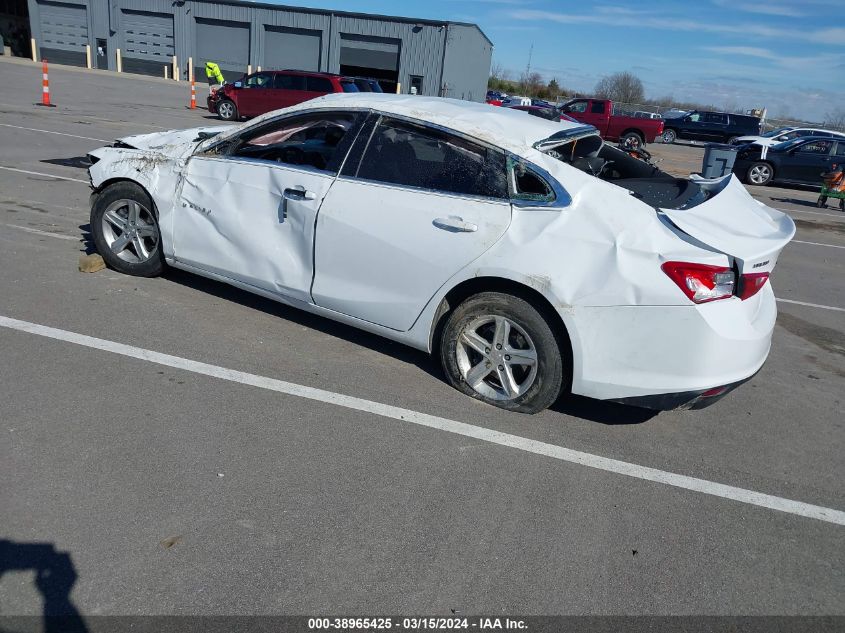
205 61 225 94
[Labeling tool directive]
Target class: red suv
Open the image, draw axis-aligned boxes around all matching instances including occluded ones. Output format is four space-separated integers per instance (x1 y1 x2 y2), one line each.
208 70 360 121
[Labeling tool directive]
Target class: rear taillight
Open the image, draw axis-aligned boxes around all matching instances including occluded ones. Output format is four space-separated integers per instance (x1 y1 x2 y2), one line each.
737 272 769 300
661 261 735 304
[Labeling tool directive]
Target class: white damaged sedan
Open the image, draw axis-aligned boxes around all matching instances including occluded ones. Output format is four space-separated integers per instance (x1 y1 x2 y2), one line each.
88 94 794 414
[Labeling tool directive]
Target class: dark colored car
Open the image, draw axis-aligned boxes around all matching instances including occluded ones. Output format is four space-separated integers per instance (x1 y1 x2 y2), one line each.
733 136 845 186
352 77 384 93
661 110 761 144
208 70 359 121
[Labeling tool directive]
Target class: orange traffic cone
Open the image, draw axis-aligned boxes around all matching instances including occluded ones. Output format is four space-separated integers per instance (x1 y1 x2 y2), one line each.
190 80 196 110
37 60 56 108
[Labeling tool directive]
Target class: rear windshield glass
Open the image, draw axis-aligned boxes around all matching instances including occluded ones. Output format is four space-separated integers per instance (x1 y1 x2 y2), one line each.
341 82 360 93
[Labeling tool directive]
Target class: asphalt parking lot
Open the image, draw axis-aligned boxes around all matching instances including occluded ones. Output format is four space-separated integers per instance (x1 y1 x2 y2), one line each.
1 57 843 618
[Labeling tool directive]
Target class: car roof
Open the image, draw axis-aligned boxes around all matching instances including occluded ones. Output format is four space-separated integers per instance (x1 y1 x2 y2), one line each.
238 94 587 155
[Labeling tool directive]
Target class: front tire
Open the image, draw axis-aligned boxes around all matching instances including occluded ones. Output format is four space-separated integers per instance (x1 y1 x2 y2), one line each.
439 292 565 414
216 99 238 121
817 195 828 208
746 162 773 186
662 128 677 144
90 182 165 277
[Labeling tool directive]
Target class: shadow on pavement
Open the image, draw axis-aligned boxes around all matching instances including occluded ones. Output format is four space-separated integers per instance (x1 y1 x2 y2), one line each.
163 269 661 424
0 539 87 633
40 157 91 171
551 394 657 425
161 267 445 382
78 224 95 255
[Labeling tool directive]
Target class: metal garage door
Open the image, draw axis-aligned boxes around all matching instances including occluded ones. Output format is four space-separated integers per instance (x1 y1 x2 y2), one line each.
264 26 321 72
120 10 174 77
339 34 399 72
195 18 250 82
37 0 87 66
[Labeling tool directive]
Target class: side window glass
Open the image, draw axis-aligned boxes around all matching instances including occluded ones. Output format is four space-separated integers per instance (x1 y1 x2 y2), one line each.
508 158 555 203
797 141 832 154
590 101 606 114
688 113 701 122
275 74 306 90
231 112 358 173
834 143 845 157
245 73 272 89
354 118 508 199
306 76 334 92
568 101 587 113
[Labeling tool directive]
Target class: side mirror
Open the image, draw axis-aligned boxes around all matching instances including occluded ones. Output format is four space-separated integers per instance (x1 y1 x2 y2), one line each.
234 81 243 88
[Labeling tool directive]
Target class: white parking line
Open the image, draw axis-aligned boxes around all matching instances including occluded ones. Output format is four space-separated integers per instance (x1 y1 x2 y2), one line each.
0 123 109 143
0 166 88 183
1 314 843 527
777 298 845 313
771 206 845 220
3 224 80 241
792 240 845 250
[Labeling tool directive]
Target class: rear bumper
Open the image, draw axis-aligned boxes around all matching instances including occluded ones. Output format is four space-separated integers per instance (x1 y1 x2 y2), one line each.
565 284 776 404
608 373 757 410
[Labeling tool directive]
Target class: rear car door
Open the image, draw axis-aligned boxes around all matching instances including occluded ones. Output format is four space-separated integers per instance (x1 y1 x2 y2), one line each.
786 139 835 183
701 112 728 140
311 114 512 331
274 73 308 108
173 110 363 301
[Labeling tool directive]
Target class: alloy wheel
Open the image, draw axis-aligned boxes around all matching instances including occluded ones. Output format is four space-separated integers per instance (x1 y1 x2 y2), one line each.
101 199 159 263
748 164 772 185
456 315 538 401
218 101 234 119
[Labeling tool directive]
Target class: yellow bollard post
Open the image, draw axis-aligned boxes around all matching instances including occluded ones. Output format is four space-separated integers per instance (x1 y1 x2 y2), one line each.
164 65 169 79
116 48 122 72
85 45 92 69
30 38 37 62
173 55 179 81
188 57 193 83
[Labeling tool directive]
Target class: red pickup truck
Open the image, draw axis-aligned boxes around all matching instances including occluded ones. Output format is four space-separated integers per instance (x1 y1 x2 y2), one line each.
559 98 664 148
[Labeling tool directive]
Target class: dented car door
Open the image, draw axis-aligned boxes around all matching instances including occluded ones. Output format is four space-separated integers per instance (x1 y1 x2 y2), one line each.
173 111 362 302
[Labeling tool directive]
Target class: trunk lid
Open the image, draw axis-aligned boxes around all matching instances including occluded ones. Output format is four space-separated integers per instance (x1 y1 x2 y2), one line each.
660 175 795 274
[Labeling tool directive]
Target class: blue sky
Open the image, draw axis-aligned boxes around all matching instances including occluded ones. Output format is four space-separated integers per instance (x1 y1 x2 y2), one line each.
272 0 844 122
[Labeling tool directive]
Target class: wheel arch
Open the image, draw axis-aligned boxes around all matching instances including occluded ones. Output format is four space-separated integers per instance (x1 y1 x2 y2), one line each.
429 276 574 390
620 128 645 141
90 178 160 217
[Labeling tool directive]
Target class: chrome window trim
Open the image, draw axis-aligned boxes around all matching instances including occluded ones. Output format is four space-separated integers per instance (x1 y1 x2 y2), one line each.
334 174 511 205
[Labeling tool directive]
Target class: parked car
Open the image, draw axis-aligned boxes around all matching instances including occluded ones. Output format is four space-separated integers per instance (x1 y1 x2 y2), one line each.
730 126 845 147
500 96 532 107
733 136 845 186
661 110 761 144
558 98 664 148
87 94 794 414
208 70 359 120
352 77 384 93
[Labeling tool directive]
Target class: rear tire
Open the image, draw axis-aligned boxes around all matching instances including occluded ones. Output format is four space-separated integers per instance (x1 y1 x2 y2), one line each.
216 99 238 121
621 132 644 150
746 162 773 186
662 128 677 144
90 182 165 278
439 292 565 414
727 135 740 144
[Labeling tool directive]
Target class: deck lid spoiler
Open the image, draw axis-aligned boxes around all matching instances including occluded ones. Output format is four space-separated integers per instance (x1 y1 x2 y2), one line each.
533 125 600 151
660 175 795 274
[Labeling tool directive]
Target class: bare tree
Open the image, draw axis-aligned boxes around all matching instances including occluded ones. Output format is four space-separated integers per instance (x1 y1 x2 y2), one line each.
490 61 504 80
594 71 645 104
519 71 544 97
825 107 845 130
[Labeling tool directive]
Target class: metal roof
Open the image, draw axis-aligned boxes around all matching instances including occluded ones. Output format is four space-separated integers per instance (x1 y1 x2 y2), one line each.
178 0 494 46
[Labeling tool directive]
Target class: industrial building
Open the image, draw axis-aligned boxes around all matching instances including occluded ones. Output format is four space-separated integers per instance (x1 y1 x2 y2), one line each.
17 0 492 100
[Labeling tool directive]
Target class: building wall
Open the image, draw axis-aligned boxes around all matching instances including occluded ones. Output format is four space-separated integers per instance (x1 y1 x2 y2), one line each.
440 23 492 102
25 0 491 100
